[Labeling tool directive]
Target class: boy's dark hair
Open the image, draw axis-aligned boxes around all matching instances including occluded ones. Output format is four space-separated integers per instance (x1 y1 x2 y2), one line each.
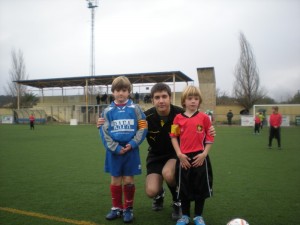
150 83 171 98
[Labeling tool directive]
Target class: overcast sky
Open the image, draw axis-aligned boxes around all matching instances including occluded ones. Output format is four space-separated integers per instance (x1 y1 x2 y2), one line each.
0 0 299 101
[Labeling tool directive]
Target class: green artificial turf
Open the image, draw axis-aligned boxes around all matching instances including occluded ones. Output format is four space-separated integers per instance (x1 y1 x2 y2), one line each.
0 124 299 225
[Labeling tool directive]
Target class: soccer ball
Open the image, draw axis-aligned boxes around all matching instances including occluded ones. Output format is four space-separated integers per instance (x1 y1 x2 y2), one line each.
227 218 249 225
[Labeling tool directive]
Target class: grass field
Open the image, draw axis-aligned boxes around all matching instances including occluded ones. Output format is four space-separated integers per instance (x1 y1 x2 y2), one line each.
0 124 299 225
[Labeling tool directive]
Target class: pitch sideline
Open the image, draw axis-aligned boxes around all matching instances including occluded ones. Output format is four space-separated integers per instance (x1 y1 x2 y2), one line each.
0 207 103 225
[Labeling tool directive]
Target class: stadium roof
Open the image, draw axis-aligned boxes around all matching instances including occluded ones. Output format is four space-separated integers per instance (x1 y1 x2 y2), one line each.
15 71 193 89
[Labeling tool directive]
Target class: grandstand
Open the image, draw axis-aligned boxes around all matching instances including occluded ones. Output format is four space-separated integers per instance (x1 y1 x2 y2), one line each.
9 69 299 125
13 71 194 124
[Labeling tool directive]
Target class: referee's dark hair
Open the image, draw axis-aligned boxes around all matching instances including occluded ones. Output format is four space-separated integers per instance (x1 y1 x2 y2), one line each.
150 83 172 98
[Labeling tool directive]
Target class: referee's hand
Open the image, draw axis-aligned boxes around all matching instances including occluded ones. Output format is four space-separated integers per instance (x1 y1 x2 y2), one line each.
97 117 105 128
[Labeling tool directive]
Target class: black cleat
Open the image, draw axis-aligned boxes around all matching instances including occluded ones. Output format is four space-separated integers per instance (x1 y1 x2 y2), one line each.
152 189 165 211
171 201 182 220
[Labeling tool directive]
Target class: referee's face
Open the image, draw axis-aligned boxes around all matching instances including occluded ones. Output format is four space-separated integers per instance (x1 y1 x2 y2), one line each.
152 91 171 116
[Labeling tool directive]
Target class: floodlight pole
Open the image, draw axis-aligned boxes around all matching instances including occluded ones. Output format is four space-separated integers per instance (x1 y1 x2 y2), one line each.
86 0 98 123
87 0 98 77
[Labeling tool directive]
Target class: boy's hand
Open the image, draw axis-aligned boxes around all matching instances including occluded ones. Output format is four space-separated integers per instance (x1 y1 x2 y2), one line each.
192 152 207 167
177 152 191 170
123 144 132 152
119 148 126 155
119 144 132 155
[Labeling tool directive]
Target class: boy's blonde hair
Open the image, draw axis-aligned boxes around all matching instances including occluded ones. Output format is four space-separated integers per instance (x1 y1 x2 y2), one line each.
111 76 132 93
181 85 203 108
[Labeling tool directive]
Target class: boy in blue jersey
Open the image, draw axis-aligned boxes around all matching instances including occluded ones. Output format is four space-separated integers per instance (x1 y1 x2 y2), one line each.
99 76 148 223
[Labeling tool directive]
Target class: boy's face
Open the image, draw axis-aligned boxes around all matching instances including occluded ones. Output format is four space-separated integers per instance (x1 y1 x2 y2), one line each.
184 95 200 111
112 88 130 104
152 91 171 116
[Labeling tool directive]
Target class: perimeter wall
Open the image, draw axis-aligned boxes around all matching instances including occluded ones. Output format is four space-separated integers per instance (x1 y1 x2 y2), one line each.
2 94 298 125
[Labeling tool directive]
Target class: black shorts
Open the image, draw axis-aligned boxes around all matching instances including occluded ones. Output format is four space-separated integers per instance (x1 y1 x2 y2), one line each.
146 152 177 175
176 151 213 201
269 126 281 140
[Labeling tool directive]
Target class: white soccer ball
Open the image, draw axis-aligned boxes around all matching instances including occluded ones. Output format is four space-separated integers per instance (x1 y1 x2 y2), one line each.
227 218 249 225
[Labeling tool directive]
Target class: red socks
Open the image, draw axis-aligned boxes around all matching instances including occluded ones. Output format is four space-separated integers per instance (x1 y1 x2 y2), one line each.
110 185 123 209
110 184 135 209
124 184 135 209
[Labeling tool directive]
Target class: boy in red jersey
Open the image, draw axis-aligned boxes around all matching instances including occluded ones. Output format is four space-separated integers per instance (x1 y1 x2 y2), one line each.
29 114 35 130
268 106 282 149
254 113 261 134
170 86 214 225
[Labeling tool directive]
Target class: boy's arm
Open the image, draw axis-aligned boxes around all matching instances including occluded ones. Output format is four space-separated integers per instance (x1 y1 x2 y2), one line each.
170 137 190 169
170 135 181 156
192 143 213 167
99 109 122 154
279 114 283 126
127 105 148 149
170 124 191 169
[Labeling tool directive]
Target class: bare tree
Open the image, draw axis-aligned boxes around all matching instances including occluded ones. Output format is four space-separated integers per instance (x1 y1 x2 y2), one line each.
216 88 236 105
233 32 266 110
5 49 28 109
287 90 300 104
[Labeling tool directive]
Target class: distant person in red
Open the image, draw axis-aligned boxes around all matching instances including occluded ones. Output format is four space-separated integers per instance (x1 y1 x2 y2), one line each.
254 113 261 135
29 114 35 130
268 106 282 149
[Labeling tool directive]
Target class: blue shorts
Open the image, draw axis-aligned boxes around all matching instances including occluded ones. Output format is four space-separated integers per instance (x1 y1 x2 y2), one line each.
105 147 142 177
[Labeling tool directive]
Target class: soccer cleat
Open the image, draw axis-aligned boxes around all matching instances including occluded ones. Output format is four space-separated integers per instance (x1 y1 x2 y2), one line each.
193 216 206 225
176 215 190 225
105 207 123 220
123 207 133 223
152 189 165 211
171 201 182 220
